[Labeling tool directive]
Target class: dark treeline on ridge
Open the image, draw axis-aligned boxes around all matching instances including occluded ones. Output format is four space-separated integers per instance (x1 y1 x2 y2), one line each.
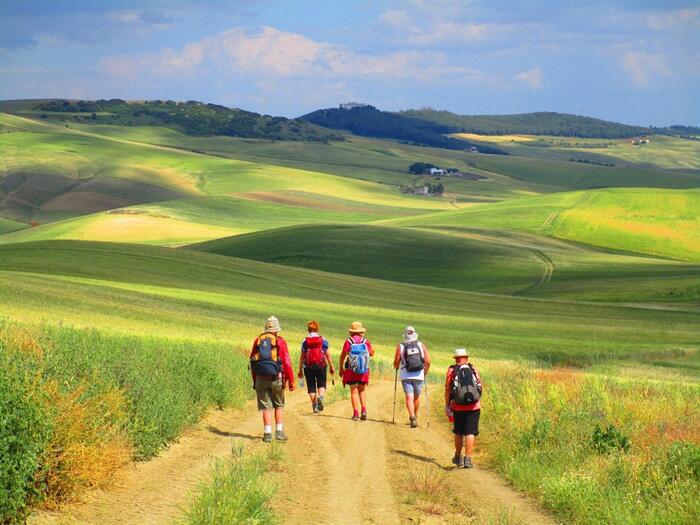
31 99 343 142
300 106 509 154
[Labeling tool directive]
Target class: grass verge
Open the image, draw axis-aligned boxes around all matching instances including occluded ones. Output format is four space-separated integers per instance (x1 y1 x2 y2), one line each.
0 320 251 523
185 443 283 525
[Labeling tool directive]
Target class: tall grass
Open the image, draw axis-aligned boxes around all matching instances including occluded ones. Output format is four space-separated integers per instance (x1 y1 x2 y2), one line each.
0 320 251 523
483 366 700 524
185 443 283 525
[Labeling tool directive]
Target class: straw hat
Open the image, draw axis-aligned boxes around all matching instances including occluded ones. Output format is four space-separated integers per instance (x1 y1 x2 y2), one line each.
264 316 281 333
404 325 418 343
453 348 470 359
348 321 366 334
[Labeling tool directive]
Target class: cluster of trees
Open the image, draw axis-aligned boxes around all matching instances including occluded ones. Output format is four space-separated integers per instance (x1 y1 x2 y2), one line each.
408 162 436 174
32 100 343 142
423 182 444 195
300 106 508 154
568 158 615 167
400 109 653 139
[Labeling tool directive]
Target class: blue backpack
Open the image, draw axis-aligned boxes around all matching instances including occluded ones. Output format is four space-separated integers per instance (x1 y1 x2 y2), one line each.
346 338 369 375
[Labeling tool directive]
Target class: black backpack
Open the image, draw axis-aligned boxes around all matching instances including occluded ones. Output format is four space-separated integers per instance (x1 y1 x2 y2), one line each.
251 333 281 377
451 364 482 404
403 341 425 372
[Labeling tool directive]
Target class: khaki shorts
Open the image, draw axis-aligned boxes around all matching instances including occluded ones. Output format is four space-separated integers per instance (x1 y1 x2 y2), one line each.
255 377 285 410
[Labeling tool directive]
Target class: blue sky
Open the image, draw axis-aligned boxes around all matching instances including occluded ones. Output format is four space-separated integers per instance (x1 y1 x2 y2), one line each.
1 0 698 125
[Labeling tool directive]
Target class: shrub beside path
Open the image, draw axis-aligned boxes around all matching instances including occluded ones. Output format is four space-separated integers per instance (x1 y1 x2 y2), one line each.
30 381 555 525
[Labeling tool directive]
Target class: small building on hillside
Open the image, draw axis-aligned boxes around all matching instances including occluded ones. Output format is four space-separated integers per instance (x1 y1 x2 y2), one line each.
340 102 370 110
429 167 446 176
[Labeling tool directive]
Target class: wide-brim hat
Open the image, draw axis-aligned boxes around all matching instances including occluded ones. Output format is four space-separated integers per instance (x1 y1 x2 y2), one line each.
349 321 366 334
453 348 469 358
404 325 418 343
264 316 281 332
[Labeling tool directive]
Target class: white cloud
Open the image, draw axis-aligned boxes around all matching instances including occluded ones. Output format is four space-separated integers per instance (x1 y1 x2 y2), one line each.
622 52 671 87
646 7 700 31
514 66 543 89
99 25 489 82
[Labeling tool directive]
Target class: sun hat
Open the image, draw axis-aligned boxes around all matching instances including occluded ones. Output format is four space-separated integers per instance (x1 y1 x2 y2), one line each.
453 348 470 359
404 325 418 343
264 316 281 333
349 321 366 334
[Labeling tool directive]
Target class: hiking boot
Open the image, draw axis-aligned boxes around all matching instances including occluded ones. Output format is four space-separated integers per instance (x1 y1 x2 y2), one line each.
317 398 324 412
409 416 417 428
351 414 360 421
313 402 320 413
262 433 272 443
360 410 367 421
451 454 462 467
463 456 473 469
275 430 288 442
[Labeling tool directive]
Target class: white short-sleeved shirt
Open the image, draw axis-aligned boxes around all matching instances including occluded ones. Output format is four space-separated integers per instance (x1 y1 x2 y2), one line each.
399 341 427 381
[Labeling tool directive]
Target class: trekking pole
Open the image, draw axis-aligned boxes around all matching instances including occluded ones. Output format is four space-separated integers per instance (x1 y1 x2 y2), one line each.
424 374 430 429
392 368 398 424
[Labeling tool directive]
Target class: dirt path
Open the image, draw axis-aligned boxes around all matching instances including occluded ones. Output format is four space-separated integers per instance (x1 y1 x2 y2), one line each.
31 381 555 525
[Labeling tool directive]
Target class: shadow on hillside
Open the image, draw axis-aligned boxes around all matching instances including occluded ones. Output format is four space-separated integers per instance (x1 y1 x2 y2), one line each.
392 449 453 471
207 425 259 441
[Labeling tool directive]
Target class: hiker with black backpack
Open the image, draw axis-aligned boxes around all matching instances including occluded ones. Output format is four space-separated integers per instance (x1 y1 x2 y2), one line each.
444 348 483 468
339 321 374 421
298 320 334 413
393 326 431 428
250 316 295 443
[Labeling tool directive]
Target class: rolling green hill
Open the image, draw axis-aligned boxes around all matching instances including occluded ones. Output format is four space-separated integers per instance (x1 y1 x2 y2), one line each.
390 188 700 263
0 217 26 234
1 240 697 367
25 99 343 142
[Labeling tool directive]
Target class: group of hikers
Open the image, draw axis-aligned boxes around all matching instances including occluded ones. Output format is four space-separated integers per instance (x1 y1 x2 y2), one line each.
249 316 483 468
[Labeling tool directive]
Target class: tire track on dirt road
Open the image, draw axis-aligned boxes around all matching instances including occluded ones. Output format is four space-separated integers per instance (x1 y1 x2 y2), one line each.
31 381 555 525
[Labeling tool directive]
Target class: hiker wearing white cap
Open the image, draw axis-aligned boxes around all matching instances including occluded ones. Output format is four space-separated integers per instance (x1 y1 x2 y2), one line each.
444 348 483 468
393 326 431 428
250 316 295 443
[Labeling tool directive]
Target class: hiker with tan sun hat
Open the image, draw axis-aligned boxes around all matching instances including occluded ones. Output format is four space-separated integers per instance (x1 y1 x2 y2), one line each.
339 321 375 421
445 347 483 468
250 315 295 443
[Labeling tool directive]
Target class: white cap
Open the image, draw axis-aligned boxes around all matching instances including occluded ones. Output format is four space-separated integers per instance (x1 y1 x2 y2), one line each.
454 348 469 358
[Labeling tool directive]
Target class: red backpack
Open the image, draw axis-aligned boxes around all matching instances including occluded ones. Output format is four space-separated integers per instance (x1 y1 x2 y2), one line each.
304 336 326 368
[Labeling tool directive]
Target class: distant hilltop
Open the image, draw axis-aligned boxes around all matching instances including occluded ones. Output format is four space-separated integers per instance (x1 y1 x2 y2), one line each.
339 102 370 110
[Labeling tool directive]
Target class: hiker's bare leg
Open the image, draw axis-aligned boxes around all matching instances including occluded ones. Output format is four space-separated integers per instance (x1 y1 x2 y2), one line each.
274 407 284 425
262 409 272 426
465 434 475 456
358 384 367 409
350 385 360 411
454 434 464 456
405 393 415 417
414 395 420 416
308 392 317 404
318 386 326 398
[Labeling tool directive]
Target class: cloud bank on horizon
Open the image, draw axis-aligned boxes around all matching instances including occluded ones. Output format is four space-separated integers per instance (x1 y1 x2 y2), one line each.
1 0 698 126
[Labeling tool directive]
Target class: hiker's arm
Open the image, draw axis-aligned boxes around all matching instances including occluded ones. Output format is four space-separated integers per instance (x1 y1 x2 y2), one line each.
279 339 295 391
298 350 304 379
367 340 375 357
339 341 348 371
393 344 401 369
423 343 431 374
444 370 452 406
325 342 335 374
249 341 258 385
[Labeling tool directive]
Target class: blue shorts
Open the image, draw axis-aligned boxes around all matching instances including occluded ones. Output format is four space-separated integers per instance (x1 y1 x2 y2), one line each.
401 379 423 397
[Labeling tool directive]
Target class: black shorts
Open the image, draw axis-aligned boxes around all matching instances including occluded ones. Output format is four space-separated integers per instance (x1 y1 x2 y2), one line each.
304 366 327 393
453 409 480 436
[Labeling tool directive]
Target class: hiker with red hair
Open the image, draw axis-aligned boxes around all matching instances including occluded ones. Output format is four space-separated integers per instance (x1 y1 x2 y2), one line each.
298 320 334 413
339 321 374 421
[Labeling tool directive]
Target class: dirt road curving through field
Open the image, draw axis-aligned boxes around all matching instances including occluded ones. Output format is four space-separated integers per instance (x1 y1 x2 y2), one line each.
31 381 555 525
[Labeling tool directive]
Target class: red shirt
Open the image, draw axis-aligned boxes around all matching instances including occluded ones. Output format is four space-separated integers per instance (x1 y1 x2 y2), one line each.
250 334 295 389
341 335 374 384
445 364 482 412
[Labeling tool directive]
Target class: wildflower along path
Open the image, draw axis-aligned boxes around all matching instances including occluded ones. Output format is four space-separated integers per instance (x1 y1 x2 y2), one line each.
30 381 554 525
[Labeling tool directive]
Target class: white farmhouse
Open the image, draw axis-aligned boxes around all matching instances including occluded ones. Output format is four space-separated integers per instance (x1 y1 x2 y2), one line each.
429 167 446 175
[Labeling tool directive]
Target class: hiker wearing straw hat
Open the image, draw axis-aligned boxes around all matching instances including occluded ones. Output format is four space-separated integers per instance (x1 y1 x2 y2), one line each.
444 348 483 468
339 321 375 421
393 326 431 428
250 316 295 443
